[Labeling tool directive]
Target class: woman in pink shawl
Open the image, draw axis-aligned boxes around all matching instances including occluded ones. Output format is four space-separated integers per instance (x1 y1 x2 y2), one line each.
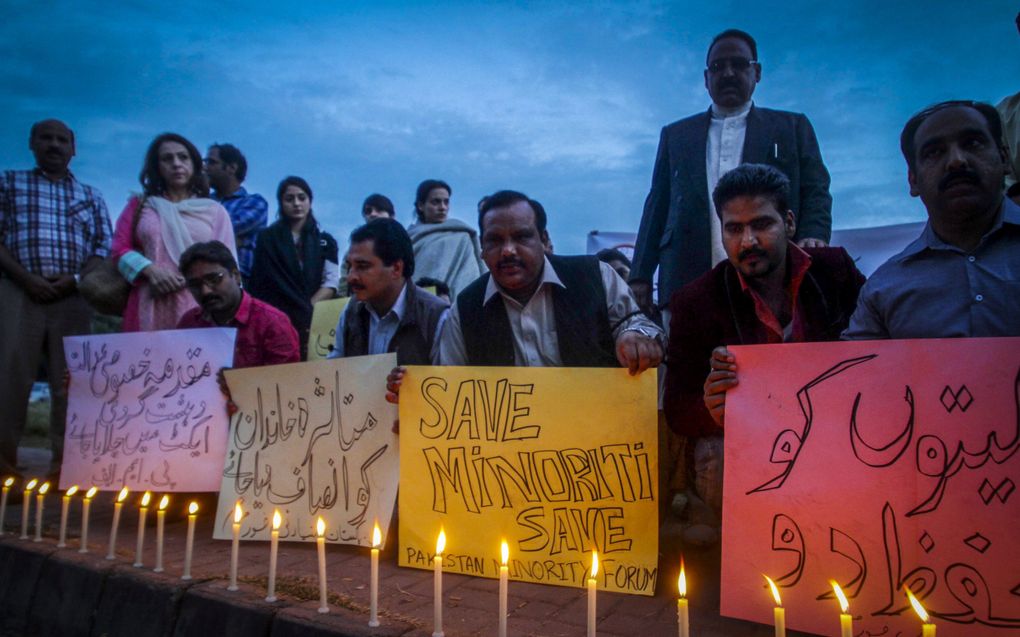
111 132 236 331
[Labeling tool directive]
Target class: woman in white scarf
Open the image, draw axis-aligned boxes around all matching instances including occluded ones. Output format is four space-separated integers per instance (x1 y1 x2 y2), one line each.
111 133 237 331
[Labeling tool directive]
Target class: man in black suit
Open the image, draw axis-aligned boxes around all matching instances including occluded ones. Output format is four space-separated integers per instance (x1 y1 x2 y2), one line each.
630 29 833 311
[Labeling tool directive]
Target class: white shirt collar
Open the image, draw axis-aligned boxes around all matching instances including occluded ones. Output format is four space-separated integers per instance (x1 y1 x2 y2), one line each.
711 100 753 119
483 255 565 306
368 281 409 321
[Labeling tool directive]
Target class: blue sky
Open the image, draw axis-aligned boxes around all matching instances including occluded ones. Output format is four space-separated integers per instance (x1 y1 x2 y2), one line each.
2 1 1017 254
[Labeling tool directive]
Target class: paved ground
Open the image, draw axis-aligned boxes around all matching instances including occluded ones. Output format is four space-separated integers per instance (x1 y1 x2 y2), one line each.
1 447 818 636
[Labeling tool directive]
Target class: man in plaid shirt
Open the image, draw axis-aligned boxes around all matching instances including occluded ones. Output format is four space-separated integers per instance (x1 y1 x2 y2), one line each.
204 143 268 285
0 119 111 479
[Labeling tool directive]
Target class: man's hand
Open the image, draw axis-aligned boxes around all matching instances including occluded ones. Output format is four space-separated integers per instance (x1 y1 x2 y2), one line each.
628 280 652 311
216 368 238 416
615 330 663 375
21 273 61 303
703 346 738 428
48 274 77 299
797 237 828 249
143 264 186 296
385 366 406 404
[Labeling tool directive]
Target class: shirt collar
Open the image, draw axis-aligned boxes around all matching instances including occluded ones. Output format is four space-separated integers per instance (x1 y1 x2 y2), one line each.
735 241 812 295
219 186 249 201
203 290 253 326
711 100 753 120
368 281 409 321
32 167 76 184
905 196 1019 258
483 255 565 306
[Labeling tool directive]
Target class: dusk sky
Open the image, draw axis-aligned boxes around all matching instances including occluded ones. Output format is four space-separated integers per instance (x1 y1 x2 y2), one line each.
2 1 1017 255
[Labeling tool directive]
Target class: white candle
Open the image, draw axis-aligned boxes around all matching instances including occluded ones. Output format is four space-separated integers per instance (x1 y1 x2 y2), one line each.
0 477 14 536
433 528 446 637
106 487 129 560
133 492 151 567
181 501 198 580
677 559 689 637
20 478 37 539
587 550 598 637
831 581 852 637
316 517 328 613
369 522 381 627
154 495 168 572
499 540 509 637
765 575 786 637
906 587 936 637
266 509 281 602
79 487 97 553
58 485 78 547
228 500 242 591
33 482 50 542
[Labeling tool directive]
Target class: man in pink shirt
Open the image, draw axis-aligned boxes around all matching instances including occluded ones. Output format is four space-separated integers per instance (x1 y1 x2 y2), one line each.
176 240 299 368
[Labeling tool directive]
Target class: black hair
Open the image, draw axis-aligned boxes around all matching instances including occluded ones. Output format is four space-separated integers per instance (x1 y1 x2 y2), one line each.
712 163 790 216
477 190 548 235
362 193 395 217
596 248 631 268
140 132 210 198
349 218 415 279
209 143 248 181
415 276 450 298
899 100 1004 172
706 29 758 64
29 119 74 145
179 240 238 276
414 179 451 221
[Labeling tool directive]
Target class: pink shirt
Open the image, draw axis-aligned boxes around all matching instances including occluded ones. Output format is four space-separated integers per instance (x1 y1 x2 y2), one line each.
177 292 300 368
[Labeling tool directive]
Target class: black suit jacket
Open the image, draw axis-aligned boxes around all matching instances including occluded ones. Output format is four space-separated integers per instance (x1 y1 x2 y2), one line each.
631 105 832 304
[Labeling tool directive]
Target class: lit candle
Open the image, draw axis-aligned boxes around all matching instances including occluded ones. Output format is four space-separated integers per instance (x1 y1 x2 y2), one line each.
316 517 329 613
181 501 198 580
266 509 282 602
57 485 78 547
677 558 689 637
499 539 509 637
906 587 936 636
764 575 785 637
433 528 446 637
587 550 598 637
106 487 129 560
0 477 14 536
831 581 852 637
369 522 381 627
79 487 97 553
228 500 242 591
153 495 169 572
133 492 152 567
33 482 50 542
20 478 38 539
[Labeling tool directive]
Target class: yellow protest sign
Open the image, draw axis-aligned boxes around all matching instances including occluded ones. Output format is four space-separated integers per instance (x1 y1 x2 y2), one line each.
398 365 659 595
307 297 350 360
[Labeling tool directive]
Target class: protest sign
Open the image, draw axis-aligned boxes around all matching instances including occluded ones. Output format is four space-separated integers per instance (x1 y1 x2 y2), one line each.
723 338 1020 636
216 354 398 546
307 297 350 361
398 365 659 595
61 328 236 492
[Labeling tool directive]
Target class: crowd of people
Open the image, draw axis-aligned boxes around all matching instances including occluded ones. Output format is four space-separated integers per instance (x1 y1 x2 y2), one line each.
2 25 1019 552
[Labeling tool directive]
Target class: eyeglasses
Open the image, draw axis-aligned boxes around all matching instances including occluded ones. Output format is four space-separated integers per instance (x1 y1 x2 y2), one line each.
185 270 227 291
707 57 757 73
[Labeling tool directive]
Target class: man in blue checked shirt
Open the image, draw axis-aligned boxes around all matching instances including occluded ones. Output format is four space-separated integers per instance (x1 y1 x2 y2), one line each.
204 143 268 286
0 119 112 480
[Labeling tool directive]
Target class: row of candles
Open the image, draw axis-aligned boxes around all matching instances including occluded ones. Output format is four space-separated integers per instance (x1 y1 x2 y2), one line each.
3 477 938 635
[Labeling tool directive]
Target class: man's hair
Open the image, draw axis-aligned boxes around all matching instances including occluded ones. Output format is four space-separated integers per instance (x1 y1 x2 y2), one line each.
899 100 1004 172
276 175 313 209
415 276 450 298
414 179 451 221
349 218 415 279
179 240 238 276
478 190 548 235
712 163 790 216
362 193 395 217
596 248 631 268
140 132 210 197
29 119 74 145
209 143 247 181
706 29 758 64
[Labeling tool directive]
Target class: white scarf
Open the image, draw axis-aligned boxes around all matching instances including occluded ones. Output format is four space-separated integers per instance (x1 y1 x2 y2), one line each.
145 196 219 263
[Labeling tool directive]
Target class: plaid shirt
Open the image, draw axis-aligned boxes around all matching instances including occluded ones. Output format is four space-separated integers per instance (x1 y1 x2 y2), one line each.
0 168 112 277
218 186 268 278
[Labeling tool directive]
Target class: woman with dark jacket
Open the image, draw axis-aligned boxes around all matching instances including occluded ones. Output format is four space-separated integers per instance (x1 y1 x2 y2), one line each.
248 176 339 358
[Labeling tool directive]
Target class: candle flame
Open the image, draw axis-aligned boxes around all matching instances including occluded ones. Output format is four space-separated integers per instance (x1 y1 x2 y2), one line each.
38 482 50 495
316 517 326 537
141 491 152 507
590 550 599 578
272 509 282 530
435 528 446 555
26 478 38 491
905 587 930 623
66 485 79 497
764 575 782 607
116 487 129 502
501 540 509 566
831 580 850 613
188 501 198 515
85 486 98 499
372 523 382 548
157 495 169 510
678 558 687 598
3 477 13 487
234 501 243 523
